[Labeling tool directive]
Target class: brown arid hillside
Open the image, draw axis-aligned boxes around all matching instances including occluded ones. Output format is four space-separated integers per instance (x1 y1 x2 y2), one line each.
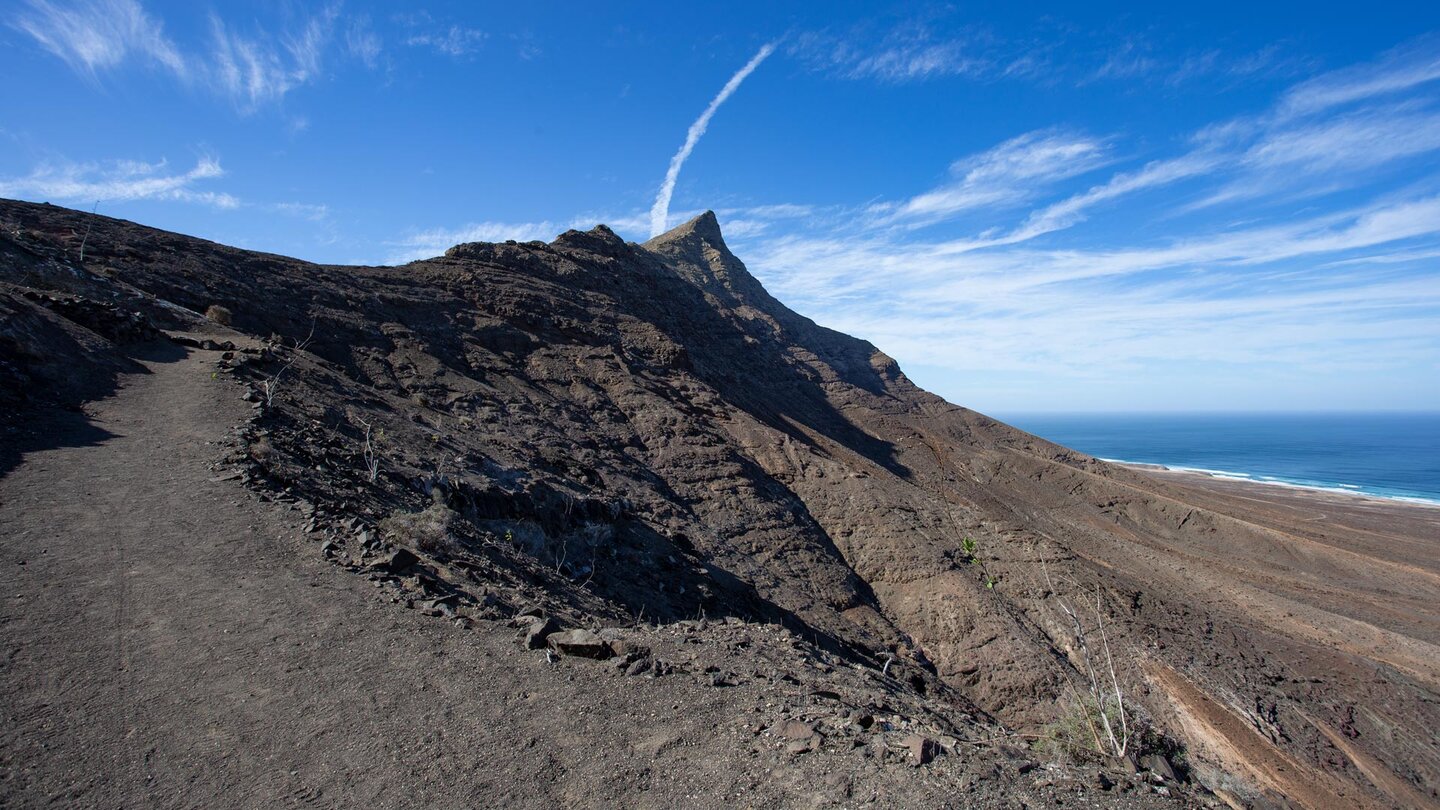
2 198 1437 809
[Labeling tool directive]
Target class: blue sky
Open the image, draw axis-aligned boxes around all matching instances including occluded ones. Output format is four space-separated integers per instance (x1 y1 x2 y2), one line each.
3 1 1439 413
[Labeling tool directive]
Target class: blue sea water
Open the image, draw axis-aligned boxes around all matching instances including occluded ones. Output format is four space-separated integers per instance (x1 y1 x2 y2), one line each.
997 412 1440 506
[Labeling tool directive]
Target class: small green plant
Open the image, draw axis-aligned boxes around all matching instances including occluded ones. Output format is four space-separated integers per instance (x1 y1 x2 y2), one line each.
960 537 978 563
985 575 998 589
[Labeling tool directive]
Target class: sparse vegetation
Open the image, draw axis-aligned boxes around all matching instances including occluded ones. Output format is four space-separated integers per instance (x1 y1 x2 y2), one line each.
1042 562 1132 763
358 418 383 483
380 503 462 557
960 536 978 563
205 304 233 325
247 436 274 463
259 318 315 406
1036 692 1129 763
76 201 97 264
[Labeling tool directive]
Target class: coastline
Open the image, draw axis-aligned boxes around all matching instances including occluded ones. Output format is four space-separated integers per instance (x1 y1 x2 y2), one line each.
1111 459 1440 511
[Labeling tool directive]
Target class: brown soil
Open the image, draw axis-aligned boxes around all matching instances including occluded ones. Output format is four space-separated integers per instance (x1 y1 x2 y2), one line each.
2 198 1436 808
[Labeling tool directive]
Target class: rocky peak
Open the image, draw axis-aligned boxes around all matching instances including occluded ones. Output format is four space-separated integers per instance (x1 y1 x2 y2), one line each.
643 210 726 253
641 210 776 310
552 223 626 251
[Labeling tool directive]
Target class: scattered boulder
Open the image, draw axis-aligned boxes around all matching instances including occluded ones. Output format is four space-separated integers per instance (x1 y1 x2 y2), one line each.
777 720 815 740
607 636 651 661
523 618 560 650
366 547 418 573
1140 753 1178 782
784 739 816 755
547 629 613 659
903 734 940 766
420 594 459 619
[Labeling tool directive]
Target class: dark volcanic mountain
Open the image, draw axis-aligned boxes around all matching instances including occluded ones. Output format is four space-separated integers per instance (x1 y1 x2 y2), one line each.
2 198 1437 809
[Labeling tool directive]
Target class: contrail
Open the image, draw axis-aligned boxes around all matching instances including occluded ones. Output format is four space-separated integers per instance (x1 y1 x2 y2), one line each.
649 42 776 237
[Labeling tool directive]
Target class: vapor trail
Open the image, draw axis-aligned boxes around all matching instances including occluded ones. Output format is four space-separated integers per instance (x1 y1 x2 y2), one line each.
649 42 776 237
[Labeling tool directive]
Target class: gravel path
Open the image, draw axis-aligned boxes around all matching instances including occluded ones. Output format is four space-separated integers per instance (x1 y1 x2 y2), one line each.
0 345 660 808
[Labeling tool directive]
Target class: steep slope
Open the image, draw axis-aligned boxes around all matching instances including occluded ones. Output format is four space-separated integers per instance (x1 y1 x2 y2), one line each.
3 199 1437 808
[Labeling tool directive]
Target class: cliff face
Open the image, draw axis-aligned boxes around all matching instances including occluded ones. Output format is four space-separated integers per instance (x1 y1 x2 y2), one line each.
4 199 1436 808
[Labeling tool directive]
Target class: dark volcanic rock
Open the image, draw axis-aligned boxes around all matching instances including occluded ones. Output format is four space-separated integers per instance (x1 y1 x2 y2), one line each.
3 198 1435 809
367 548 418 573
524 618 560 650
547 629 613 659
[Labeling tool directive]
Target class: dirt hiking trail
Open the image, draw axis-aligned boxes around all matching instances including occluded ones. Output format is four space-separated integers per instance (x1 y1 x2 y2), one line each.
0 346 821 808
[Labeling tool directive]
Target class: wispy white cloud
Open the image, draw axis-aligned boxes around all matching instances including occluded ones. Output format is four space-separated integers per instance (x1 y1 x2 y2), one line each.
405 25 486 57
386 220 573 263
207 5 340 110
392 11 485 57
1093 40 1159 80
649 42 777 237
789 26 987 83
267 201 330 221
15 0 355 111
0 155 335 224
737 194 1440 395
13 0 185 78
1280 35 1440 117
707 38 1440 409
877 131 1110 228
1245 104 1440 172
385 203 813 264
0 156 233 206
344 17 382 67
795 19 1309 91
1006 152 1219 241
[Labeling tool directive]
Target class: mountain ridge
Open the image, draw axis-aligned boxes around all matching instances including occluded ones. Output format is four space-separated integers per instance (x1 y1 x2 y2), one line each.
3 198 1437 808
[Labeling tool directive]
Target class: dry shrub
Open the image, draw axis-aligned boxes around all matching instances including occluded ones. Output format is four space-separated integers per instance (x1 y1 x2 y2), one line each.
205 304 233 325
380 503 461 557
1036 693 1127 765
247 437 274 462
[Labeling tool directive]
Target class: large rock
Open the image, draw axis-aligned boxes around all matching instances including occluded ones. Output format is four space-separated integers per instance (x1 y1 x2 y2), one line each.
523 618 559 650
366 547 418 573
903 734 940 766
547 629 613 659
1140 753 1178 782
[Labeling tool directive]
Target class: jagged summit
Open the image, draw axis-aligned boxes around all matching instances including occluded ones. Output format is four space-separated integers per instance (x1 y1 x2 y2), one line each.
643 209 726 251
549 222 626 253
641 210 773 306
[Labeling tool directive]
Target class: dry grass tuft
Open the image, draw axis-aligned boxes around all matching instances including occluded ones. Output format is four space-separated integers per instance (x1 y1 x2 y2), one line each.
205 304 233 325
380 503 462 557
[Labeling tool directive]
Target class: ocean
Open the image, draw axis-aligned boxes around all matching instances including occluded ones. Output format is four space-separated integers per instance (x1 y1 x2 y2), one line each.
997 412 1440 506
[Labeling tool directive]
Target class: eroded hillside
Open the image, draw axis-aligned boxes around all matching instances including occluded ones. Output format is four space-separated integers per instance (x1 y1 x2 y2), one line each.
3 198 1437 808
